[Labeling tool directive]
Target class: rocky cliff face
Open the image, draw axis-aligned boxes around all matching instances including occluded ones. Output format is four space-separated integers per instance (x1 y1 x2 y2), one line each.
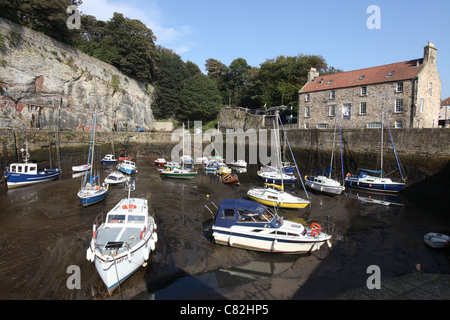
0 18 154 131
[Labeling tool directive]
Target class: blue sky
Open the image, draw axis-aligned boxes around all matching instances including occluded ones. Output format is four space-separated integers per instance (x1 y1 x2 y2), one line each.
80 0 450 99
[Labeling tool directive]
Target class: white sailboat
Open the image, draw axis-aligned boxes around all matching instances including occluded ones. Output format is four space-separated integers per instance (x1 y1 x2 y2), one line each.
345 109 406 193
305 112 345 195
77 108 109 207
248 112 310 209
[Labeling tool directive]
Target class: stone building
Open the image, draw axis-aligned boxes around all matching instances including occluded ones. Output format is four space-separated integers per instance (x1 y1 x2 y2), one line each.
298 42 441 129
439 97 450 127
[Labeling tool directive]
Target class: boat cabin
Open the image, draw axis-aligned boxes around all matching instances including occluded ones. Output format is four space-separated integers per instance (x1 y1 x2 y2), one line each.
214 199 282 229
9 163 38 175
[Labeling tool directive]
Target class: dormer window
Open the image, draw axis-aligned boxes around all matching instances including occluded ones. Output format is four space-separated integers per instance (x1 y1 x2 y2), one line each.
326 80 333 85
359 75 365 81
387 71 395 77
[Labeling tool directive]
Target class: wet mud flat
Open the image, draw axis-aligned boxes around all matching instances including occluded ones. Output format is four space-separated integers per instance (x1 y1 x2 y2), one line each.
0 161 449 300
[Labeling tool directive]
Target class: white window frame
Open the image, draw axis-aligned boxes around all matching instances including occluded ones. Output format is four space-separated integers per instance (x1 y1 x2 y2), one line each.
360 102 367 115
317 123 329 129
395 120 403 128
304 106 310 118
361 86 367 96
396 82 403 93
343 104 351 119
329 91 335 100
420 98 424 113
395 99 403 113
367 122 382 128
305 94 310 102
328 105 336 117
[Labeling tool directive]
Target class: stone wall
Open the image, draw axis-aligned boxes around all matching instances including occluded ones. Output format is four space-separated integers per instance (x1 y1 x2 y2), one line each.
0 17 154 131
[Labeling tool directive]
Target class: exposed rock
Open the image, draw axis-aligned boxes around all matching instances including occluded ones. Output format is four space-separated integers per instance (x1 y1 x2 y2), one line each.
0 17 154 131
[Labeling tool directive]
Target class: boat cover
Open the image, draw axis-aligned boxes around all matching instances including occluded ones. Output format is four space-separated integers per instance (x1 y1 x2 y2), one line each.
213 199 268 228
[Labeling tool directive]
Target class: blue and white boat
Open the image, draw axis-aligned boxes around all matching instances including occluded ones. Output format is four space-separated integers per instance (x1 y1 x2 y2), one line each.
77 109 109 207
86 181 158 295
3 143 60 188
258 165 297 185
210 199 332 254
344 110 406 193
101 154 118 164
117 160 137 175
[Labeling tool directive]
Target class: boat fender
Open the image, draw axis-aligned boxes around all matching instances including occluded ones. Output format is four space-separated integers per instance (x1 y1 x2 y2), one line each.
229 236 234 246
93 225 97 239
143 247 149 261
127 250 132 262
152 232 158 243
86 248 92 262
140 227 146 239
149 239 155 251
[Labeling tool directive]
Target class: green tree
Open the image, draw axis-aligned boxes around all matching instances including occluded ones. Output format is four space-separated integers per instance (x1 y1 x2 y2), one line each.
0 0 83 44
177 73 222 123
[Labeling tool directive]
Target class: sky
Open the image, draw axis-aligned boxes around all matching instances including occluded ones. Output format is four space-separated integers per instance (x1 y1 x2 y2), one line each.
79 0 450 99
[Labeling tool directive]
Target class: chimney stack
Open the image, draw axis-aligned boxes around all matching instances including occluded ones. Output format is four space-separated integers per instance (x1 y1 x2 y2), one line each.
307 68 320 83
424 41 437 65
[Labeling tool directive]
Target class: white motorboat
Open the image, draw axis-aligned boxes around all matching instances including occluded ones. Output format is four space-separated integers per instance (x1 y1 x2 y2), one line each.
101 154 118 164
258 166 297 184
424 233 450 249
104 171 129 185
86 186 158 295
210 199 332 254
305 175 345 195
230 160 247 168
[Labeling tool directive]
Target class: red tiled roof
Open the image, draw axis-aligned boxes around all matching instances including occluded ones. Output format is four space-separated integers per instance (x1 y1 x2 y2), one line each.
300 59 424 93
441 97 450 106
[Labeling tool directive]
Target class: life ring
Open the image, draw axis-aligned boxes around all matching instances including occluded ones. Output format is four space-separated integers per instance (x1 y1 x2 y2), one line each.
346 173 351 177
122 204 137 210
310 223 322 237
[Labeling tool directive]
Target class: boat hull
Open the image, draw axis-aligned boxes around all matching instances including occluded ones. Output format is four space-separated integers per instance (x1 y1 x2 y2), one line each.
344 177 405 193
305 176 345 195
91 232 157 294
117 165 137 175
247 195 309 209
5 169 60 188
160 172 197 179
212 229 329 254
78 188 109 207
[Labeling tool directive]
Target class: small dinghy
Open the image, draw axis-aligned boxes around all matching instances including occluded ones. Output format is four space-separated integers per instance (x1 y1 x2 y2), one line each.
424 233 450 249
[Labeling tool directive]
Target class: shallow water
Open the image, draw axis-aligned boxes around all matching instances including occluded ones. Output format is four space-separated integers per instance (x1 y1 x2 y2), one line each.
0 159 449 300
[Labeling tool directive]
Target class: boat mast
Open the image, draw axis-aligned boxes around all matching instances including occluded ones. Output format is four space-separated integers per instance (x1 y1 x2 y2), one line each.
274 112 283 190
329 115 338 180
380 108 384 178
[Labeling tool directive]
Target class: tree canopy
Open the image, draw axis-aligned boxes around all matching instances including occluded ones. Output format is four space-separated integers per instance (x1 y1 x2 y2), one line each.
0 1 343 124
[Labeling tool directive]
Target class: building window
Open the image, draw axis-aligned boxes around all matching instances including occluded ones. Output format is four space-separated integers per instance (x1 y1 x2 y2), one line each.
328 105 336 117
305 94 310 102
326 80 333 85
343 104 351 119
395 99 403 113
387 71 395 77
361 87 367 96
429 83 433 96
329 91 335 100
360 102 367 115
359 75 365 81
420 98 424 113
367 122 382 128
317 123 329 129
304 106 310 118
395 120 403 128
396 82 403 93
304 123 310 129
